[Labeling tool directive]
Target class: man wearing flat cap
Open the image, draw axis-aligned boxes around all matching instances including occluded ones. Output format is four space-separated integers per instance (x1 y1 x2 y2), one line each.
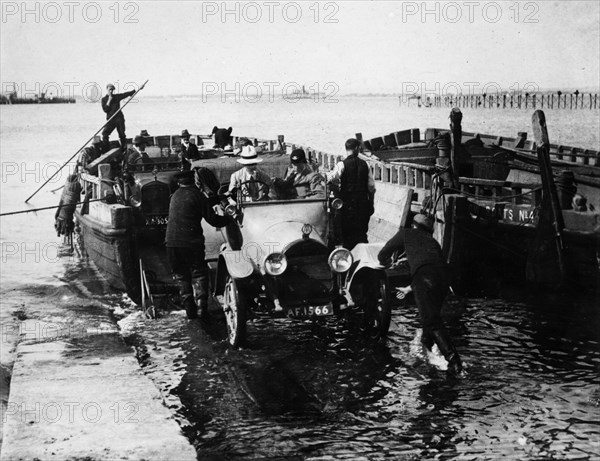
101 83 140 149
326 138 376 249
278 149 325 199
228 145 272 201
166 170 231 320
378 213 463 376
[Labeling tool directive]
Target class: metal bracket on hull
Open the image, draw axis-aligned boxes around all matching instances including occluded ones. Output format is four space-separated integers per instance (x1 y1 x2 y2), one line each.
140 259 156 319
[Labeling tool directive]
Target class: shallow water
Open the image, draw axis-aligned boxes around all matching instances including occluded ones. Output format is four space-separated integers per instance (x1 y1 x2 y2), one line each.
1 98 599 458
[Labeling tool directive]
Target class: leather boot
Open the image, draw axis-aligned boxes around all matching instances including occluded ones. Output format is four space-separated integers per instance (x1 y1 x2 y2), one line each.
421 330 434 351
192 276 209 320
431 329 462 376
177 278 197 319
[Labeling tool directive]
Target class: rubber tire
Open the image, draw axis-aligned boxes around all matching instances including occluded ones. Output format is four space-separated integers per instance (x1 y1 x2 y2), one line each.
363 276 392 341
223 275 247 347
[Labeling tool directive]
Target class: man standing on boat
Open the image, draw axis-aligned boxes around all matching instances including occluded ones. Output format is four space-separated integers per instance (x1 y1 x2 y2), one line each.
180 129 201 169
101 83 141 149
377 214 462 376
326 138 376 249
166 170 231 320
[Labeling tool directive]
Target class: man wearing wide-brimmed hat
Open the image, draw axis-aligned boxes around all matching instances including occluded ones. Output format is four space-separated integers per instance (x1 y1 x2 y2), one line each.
378 213 463 376
180 129 201 170
101 83 138 148
166 170 232 320
228 145 272 201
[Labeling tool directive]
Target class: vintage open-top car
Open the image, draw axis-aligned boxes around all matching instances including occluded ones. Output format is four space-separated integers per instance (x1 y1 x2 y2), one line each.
71 132 392 346
212 179 392 346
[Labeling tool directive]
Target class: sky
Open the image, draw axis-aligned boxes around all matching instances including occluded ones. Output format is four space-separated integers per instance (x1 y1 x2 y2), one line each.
1 1 599 97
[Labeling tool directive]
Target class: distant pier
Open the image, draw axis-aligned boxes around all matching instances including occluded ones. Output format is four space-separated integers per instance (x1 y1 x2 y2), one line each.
401 91 599 110
0 90 75 105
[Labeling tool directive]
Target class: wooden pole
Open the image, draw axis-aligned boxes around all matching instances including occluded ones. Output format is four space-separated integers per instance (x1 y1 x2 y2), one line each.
450 108 462 180
528 110 567 285
0 198 105 217
25 80 149 203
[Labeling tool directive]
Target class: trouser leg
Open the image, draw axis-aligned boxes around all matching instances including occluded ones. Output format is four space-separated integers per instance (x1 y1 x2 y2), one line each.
341 207 369 250
116 118 127 148
413 265 462 374
192 275 209 316
412 266 447 349
175 274 196 318
168 247 197 319
101 121 115 146
190 246 209 318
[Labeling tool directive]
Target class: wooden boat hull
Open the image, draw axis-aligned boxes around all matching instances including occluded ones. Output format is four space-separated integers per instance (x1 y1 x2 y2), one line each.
73 133 293 303
76 210 139 297
308 118 600 294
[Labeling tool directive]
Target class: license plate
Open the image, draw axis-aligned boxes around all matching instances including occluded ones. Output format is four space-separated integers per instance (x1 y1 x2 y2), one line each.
286 304 333 317
145 215 168 226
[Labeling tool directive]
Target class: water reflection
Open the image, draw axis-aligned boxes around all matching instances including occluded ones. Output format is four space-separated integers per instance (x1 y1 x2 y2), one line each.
17 254 598 460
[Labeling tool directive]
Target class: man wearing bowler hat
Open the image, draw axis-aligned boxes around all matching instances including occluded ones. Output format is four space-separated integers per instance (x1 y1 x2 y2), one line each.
180 129 202 169
166 170 231 320
228 145 272 201
326 138 376 249
378 213 463 376
101 83 142 148
127 135 151 166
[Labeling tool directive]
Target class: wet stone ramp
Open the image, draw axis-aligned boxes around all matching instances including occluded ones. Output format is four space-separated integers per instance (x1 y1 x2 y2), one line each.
0 290 196 461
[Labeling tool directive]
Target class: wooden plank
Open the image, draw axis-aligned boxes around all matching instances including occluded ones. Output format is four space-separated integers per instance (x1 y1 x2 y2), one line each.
458 177 541 189
87 147 121 171
367 185 414 243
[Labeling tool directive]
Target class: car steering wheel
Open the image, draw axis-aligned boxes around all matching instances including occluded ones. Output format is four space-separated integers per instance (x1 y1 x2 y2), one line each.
238 179 270 201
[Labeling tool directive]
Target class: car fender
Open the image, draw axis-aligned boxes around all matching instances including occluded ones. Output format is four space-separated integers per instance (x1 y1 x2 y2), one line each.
346 242 387 290
214 250 255 296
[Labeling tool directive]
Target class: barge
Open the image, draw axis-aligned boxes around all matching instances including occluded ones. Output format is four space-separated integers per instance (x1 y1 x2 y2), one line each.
306 109 600 294
72 133 290 310
67 109 599 316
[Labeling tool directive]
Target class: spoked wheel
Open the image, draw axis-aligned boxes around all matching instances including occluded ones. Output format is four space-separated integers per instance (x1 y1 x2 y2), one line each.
362 276 392 341
222 275 247 347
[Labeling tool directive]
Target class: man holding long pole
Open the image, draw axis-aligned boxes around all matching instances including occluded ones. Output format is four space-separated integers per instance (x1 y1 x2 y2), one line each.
24 80 148 203
101 83 142 148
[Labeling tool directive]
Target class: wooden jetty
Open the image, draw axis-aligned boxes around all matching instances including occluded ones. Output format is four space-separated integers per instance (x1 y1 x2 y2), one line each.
402 91 599 110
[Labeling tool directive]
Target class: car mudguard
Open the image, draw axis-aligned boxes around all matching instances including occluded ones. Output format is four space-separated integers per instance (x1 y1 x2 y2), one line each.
214 250 255 296
346 242 387 289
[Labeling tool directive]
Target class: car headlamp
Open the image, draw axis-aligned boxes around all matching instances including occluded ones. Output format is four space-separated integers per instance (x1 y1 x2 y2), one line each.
331 198 344 210
328 247 353 273
129 194 142 207
264 252 288 276
225 204 237 216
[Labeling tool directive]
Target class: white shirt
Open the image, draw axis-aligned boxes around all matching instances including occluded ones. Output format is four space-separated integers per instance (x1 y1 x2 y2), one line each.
228 167 273 201
228 167 273 191
326 157 376 196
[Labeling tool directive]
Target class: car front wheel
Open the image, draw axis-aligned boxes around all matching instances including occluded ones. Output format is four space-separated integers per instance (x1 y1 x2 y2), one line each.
363 275 392 341
222 275 247 347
